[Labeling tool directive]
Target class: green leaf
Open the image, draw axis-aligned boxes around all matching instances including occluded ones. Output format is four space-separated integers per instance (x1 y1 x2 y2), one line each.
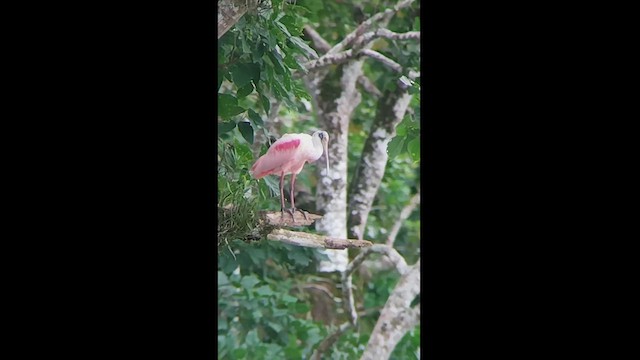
408 138 420 162
275 21 292 37
240 275 260 290
218 121 236 134
283 54 306 72
247 109 264 127
279 15 301 35
237 82 254 98
253 41 266 60
396 123 407 136
294 302 310 314
219 105 246 119
288 36 318 59
286 250 310 267
231 63 261 88
267 51 285 75
281 294 298 303
232 349 247 359
260 94 271 116
245 329 260 346
387 136 406 158
218 271 230 286
218 94 246 118
238 121 254 144
219 93 237 107
218 69 225 91
255 285 274 296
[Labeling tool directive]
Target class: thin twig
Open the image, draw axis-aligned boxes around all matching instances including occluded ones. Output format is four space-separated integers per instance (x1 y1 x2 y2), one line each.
386 190 420 246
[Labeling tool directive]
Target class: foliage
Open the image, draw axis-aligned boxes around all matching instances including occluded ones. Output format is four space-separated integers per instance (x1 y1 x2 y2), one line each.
218 0 420 358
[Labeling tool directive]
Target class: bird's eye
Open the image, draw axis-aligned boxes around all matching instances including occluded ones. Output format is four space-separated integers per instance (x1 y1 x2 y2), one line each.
318 133 324 140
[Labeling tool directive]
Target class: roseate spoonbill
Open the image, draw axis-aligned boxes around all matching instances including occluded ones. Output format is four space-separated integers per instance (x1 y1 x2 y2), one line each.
250 130 330 221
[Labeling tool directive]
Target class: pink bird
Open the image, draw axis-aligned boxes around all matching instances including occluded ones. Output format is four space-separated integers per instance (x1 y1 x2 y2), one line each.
250 130 330 221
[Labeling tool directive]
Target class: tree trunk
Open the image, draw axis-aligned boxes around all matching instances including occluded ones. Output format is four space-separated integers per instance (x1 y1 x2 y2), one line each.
348 86 413 240
313 58 367 272
361 259 421 360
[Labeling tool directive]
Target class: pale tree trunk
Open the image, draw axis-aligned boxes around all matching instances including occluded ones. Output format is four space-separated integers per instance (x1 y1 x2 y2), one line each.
313 59 366 272
361 259 421 360
348 86 413 240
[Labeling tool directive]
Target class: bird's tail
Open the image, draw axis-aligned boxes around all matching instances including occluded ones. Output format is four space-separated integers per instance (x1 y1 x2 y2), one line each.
249 158 265 179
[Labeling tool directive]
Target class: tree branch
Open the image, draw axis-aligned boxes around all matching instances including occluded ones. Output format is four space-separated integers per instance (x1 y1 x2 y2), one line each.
386 189 420 246
348 83 413 240
326 0 416 55
359 49 403 73
266 228 373 249
339 244 409 328
361 259 421 360
303 25 332 53
358 29 420 47
357 75 383 97
310 322 353 360
311 244 409 359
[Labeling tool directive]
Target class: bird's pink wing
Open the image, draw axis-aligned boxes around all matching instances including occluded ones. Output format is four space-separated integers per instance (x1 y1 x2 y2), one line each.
250 138 302 178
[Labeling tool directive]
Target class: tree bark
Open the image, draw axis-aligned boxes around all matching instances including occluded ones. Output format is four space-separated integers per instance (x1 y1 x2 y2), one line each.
313 58 366 272
217 0 250 39
361 259 421 360
348 84 413 240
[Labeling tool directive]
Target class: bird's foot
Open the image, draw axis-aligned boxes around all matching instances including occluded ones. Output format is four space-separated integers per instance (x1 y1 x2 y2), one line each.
288 208 309 221
286 208 297 223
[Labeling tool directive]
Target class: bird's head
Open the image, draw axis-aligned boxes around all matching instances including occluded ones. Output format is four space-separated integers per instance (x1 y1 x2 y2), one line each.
312 130 330 176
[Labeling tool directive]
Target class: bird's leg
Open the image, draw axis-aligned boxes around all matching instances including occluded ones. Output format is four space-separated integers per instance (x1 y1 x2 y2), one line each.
288 173 308 221
287 173 297 222
280 172 287 220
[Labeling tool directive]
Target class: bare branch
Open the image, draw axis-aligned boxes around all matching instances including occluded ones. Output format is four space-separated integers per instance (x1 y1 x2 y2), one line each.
302 24 386 100
303 25 332 53
346 244 409 276
361 259 421 360
304 49 403 74
266 228 373 249
359 49 403 73
304 50 356 72
357 75 383 97
310 322 353 360
358 29 421 47
326 0 416 55
340 244 409 328
386 190 420 246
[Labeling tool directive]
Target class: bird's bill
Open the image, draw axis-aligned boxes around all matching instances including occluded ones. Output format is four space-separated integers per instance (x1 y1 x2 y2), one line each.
323 140 330 176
